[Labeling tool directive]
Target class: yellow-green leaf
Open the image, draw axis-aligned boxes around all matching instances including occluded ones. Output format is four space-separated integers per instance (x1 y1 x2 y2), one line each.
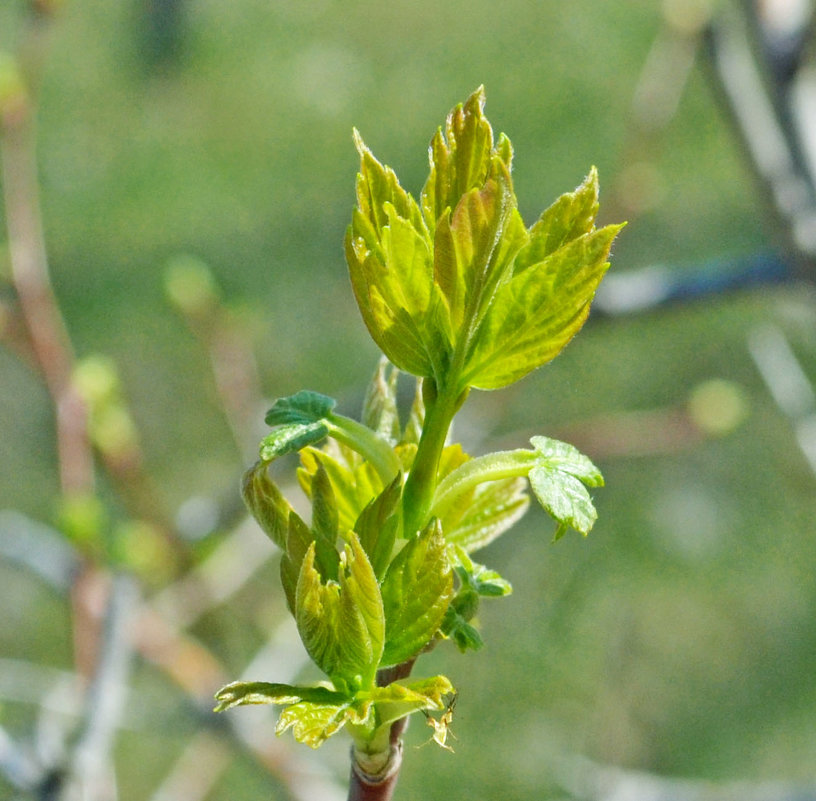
295 534 384 691
380 520 453 666
463 223 623 389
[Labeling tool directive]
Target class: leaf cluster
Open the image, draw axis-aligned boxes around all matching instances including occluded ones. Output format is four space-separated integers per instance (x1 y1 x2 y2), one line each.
346 86 622 395
217 88 622 757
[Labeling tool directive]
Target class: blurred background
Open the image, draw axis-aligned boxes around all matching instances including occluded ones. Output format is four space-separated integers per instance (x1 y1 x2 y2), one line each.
2 0 816 799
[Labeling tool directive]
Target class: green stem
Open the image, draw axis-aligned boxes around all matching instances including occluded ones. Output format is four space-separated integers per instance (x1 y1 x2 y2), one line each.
430 447 536 518
328 413 402 484
401 383 464 537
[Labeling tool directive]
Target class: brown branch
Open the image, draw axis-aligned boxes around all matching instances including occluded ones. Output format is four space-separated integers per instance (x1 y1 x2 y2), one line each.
1 84 93 496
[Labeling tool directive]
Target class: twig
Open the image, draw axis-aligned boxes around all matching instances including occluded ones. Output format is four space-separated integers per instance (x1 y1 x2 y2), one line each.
150 515 277 629
0 43 92 498
748 322 816 475
0 723 41 792
0 510 80 591
62 575 139 801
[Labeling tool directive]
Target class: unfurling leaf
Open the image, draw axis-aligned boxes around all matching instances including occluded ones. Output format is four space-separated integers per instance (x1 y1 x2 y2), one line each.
276 701 363 749
462 222 623 390
431 437 603 542
298 446 383 533
364 675 455 735
348 87 622 396
280 512 313 613
528 435 604 539
213 681 348 712
295 533 384 692
530 436 604 487
441 474 529 553
241 461 293 549
380 520 453 667
451 547 512 598
260 391 336 459
265 390 337 426
362 357 401 445
514 166 601 272
353 474 402 579
259 421 329 461
262 391 400 483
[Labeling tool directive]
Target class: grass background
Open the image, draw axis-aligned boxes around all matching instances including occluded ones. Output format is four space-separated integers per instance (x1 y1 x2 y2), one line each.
2 0 815 799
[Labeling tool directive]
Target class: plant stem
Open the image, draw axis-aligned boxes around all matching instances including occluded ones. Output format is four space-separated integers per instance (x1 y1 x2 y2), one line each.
346 658 416 801
401 382 464 537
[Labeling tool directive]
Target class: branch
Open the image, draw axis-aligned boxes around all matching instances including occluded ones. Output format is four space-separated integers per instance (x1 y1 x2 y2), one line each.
0 50 93 497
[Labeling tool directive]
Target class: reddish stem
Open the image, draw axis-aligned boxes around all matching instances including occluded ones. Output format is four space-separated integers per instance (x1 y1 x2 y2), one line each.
346 658 417 801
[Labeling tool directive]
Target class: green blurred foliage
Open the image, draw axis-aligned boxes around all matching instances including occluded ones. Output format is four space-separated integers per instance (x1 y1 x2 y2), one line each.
2 1 815 800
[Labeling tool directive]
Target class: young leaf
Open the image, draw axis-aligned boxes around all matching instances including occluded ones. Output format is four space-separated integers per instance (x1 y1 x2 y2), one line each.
366 675 455 733
310 463 342 578
380 520 453 667
362 357 401 445
513 167 601 273
265 391 337 426
276 701 359 749
421 86 498 233
431 438 602 542
296 534 385 691
262 390 401 483
353 474 402 579
280 511 315 614
213 681 348 712
441 599 484 653
298 446 383 533
528 435 603 539
260 421 329 461
451 547 513 598
528 466 596 540
241 461 293 549
462 223 623 390
442 475 529 553
530 435 603 487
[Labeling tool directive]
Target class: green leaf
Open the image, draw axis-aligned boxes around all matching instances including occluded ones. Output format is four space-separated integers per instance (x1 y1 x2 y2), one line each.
531 436 603 487
380 520 453 667
463 223 623 389
241 461 292 549
265 390 337 426
529 466 597 540
298 446 383 533
213 681 348 712
514 167 601 273
259 421 329 461
442 475 529 553
431 439 602 541
441 599 484 653
421 86 497 233
310 463 342 578
527 435 603 539
451 547 512 598
296 533 385 691
280 511 314 613
362 358 401 445
276 701 363 749
353 474 402 579
366 675 454 732
434 181 503 332
352 128 427 244
263 390 401 483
